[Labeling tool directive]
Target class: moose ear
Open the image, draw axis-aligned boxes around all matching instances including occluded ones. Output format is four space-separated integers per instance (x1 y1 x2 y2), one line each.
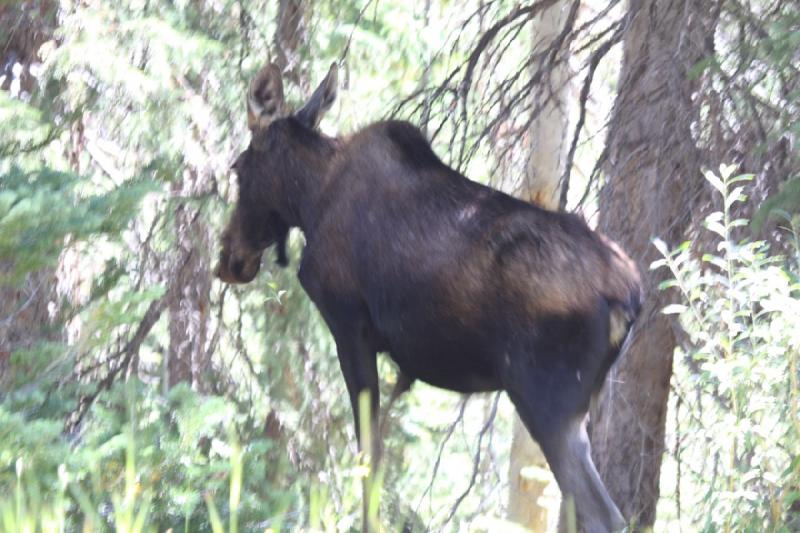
247 63 286 131
295 62 338 129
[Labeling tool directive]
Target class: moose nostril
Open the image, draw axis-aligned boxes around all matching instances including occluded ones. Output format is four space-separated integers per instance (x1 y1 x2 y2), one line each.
231 259 245 278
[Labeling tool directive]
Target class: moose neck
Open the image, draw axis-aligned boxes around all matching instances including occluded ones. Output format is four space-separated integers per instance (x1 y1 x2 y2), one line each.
278 121 339 236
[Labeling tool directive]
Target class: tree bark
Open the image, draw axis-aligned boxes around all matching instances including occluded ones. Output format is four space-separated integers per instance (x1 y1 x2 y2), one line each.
167 171 212 391
0 0 55 94
273 0 306 86
0 269 57 385
0 0 58 385
507 2 571 530
590 0 707 527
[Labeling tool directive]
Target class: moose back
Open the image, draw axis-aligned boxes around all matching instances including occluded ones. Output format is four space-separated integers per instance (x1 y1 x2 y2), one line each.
215 62 641 533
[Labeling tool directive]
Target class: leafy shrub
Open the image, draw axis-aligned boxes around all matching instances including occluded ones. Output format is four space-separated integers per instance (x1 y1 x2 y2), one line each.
0 380 301 532
654 166 800 532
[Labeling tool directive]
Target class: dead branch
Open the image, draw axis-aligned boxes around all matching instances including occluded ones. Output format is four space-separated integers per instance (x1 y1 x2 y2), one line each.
66 249 195 432
559 17 627 210
443 392 501 524
416 395 469 523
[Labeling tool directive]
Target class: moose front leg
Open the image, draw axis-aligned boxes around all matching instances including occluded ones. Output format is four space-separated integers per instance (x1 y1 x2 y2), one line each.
334 334 381 532
299 264 383 530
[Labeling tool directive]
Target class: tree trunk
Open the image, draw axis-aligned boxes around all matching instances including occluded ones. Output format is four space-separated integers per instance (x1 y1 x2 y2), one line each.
167 170 212 391
273 0 306 86
0 0 58 385
507 2 571 530
0 269 57 385
0 0 55 94
590 0 707 527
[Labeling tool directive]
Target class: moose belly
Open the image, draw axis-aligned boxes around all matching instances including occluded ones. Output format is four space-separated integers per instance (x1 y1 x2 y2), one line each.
380 320 502 393
363 271 503 392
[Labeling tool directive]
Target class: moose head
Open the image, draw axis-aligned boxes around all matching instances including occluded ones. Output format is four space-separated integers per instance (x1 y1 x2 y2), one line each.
215 62 338 283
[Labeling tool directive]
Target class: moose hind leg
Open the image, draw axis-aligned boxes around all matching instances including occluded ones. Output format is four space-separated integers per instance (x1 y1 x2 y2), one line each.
551 416 625 533
507 378 625 533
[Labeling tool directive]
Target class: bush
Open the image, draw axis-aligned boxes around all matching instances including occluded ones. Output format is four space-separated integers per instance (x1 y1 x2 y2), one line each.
654 166 800 532
0 380 300 532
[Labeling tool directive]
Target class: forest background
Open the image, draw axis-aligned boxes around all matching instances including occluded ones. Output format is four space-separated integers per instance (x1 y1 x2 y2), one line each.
1 0 799 531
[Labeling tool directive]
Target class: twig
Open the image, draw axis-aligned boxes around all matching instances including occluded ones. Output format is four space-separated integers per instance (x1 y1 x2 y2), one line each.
559 19 627 210
416 395 469 521
0 280 42 328
443 392 501 524
339 0 378 65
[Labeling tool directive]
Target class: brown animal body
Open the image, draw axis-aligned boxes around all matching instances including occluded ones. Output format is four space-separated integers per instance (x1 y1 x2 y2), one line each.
216 62 641 533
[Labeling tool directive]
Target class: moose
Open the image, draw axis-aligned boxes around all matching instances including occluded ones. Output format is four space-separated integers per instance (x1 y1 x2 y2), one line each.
215 61 641 533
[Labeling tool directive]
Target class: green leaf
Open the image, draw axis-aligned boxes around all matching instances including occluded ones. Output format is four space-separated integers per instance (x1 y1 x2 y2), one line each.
728 173 754 184
718 164 738 181
704 169 726 194
652 237 670 257
725 187 747 210
706 220 727 238
662 304 688 315
658 279 680 290
703 254 729 271
204 493 224 533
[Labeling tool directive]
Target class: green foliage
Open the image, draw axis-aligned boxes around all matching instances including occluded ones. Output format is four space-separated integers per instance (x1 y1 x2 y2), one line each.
0 380 301 531
0 91 58 157
0 376 419 532
0 165 154 283
653 166 800 532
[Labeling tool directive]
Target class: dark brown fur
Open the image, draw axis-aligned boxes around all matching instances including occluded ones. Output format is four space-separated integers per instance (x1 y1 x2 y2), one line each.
216 64 641 532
